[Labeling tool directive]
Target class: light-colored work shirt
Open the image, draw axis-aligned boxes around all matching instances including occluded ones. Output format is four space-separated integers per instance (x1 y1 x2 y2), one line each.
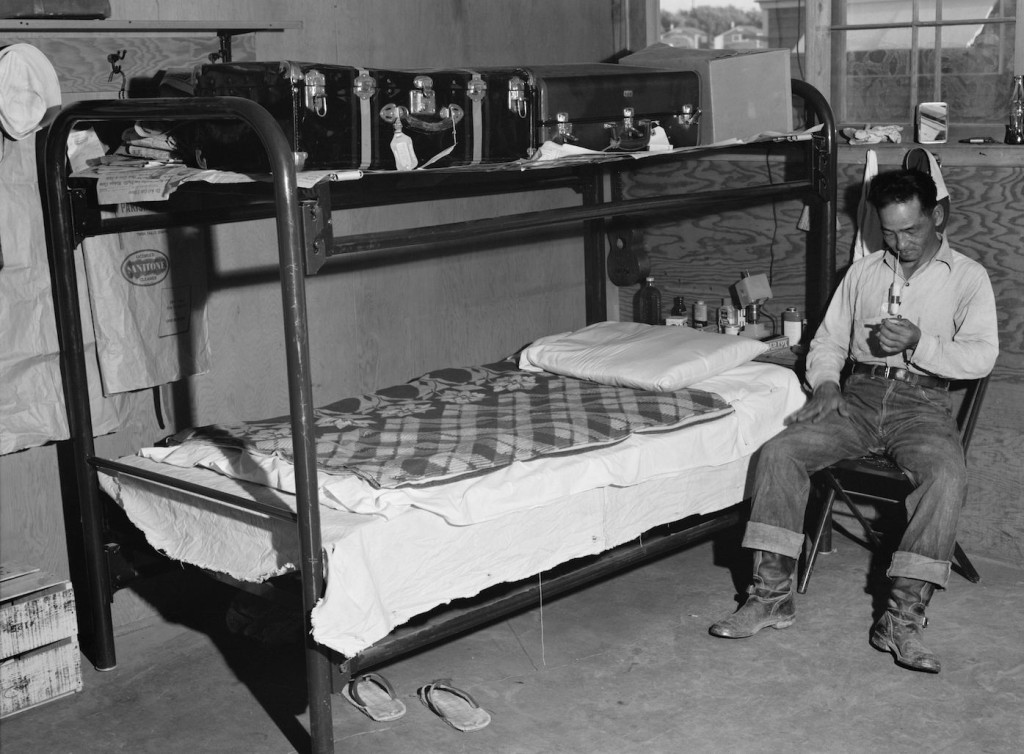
806 235 998 389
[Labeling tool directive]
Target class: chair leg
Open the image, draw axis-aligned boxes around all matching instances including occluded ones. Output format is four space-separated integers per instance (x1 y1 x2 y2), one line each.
799 487 837 594
953 541 981 583
826 475 884 548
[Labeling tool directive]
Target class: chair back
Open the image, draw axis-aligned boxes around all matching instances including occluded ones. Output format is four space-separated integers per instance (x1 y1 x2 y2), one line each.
952 374 991 454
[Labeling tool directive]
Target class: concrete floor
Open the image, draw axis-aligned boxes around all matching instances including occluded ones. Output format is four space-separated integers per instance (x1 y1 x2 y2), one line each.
2 528 1022 754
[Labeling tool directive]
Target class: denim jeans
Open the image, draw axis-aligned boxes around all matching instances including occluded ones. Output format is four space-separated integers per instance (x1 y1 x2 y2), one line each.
742 373 965 587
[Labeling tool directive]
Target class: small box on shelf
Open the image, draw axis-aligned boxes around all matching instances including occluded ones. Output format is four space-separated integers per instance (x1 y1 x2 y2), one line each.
761 334 792 351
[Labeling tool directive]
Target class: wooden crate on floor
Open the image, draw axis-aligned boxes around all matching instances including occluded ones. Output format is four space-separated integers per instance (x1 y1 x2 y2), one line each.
1 563 83 718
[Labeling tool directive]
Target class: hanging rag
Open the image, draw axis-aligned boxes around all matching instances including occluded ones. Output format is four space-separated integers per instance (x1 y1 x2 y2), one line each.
904 147 950 233
852 149 883 261
0 44 126 454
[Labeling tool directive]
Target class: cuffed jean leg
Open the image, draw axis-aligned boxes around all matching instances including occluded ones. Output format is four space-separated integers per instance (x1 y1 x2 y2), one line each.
743 522 805 560
887 551 952 588
884 384 965 588
743 412 871 558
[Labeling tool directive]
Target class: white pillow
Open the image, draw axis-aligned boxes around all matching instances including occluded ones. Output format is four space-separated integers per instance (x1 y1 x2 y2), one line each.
519 321 769 391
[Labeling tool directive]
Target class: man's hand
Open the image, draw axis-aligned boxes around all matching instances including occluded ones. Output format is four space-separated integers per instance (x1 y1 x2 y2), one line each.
784 382 847 426
878 317 921 355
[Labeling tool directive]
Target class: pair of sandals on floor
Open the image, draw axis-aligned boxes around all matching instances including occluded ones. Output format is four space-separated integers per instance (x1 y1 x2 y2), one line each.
341 672 491 732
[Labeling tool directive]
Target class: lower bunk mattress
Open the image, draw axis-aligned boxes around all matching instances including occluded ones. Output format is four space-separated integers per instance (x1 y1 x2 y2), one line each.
97 361 803 657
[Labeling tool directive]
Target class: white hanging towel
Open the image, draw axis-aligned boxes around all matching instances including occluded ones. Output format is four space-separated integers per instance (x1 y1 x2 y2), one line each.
852 148 882 260
0 45 126 454
904 147 951 233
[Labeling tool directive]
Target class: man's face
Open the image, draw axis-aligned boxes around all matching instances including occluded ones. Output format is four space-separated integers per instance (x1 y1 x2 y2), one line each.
878 197 941 268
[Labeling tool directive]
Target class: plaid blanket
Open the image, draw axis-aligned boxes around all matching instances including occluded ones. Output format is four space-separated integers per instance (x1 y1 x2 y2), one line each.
173 360 733 489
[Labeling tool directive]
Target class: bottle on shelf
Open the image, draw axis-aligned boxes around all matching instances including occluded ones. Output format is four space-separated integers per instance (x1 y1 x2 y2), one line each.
692 299 708 330
1007 74 1024 145
633 276 662 325
666 295 688 326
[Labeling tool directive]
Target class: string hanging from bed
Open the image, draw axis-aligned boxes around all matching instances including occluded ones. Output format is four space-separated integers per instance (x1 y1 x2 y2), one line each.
537 574 547 667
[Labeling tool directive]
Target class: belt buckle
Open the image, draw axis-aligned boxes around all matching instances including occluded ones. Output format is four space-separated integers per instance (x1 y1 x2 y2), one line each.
893 368 909 383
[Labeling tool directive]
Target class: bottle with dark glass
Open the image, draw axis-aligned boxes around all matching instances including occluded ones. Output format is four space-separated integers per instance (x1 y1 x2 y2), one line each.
633 276 662 325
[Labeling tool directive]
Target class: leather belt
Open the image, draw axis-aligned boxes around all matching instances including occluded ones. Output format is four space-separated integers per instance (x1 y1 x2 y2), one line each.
851 362 950 390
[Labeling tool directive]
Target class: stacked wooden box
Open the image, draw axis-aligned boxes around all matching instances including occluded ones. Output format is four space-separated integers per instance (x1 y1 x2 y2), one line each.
1 563 83 718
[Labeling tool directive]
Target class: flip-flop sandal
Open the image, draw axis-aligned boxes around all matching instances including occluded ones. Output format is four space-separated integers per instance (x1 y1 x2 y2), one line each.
417 679 491 732
341 673 406 722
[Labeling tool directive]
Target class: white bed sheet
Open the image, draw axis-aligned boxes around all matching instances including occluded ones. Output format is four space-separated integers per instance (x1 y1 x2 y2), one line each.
98 361 804 656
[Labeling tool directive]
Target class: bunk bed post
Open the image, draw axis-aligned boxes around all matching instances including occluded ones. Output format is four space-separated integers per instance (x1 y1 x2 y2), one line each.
241 100 336 754
791 78 838 325
581 167 607 324
42 97 336 753
42 109 118 671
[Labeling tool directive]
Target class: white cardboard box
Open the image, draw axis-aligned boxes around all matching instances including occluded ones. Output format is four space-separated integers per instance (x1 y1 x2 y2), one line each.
1 637 83 718
620 46 793 144
1 564 83 717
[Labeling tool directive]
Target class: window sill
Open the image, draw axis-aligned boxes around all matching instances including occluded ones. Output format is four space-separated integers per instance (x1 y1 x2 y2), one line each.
838 142 1024 168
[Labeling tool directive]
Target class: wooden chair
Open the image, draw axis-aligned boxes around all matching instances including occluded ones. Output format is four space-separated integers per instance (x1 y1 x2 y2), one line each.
798 374 991 594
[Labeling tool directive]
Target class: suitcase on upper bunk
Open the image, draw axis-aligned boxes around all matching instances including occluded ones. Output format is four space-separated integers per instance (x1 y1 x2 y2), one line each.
412 67 535 166
182 61 535 172
523 63 701 152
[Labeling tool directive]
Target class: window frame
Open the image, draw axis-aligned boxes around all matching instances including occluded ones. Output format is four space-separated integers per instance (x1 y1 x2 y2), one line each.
805 1 1023 129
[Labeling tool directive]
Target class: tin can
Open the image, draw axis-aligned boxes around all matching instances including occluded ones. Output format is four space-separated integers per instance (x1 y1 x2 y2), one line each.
782 307 802 344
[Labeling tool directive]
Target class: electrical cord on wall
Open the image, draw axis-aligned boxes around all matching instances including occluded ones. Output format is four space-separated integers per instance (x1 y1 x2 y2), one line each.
764 146 779 288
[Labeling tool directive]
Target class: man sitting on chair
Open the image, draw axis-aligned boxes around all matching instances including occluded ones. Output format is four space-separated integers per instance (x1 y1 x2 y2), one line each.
709 169 998 672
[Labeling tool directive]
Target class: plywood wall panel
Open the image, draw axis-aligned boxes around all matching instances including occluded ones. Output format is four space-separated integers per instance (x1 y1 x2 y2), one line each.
0 36 255 98
615 155 812 323
0 448 69 579
106 0 617 66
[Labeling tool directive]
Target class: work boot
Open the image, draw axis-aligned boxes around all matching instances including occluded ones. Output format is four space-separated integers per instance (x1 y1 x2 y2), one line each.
709 550 797 638
870 576 941 673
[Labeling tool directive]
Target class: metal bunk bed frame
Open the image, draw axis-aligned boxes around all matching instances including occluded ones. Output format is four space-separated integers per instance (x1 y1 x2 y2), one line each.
42 80 836 754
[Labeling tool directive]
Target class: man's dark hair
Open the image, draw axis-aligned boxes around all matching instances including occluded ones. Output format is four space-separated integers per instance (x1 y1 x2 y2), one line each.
868 168 938 212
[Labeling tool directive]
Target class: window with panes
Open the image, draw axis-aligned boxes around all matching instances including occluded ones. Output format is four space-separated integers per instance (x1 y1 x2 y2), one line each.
757 0 1020 129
